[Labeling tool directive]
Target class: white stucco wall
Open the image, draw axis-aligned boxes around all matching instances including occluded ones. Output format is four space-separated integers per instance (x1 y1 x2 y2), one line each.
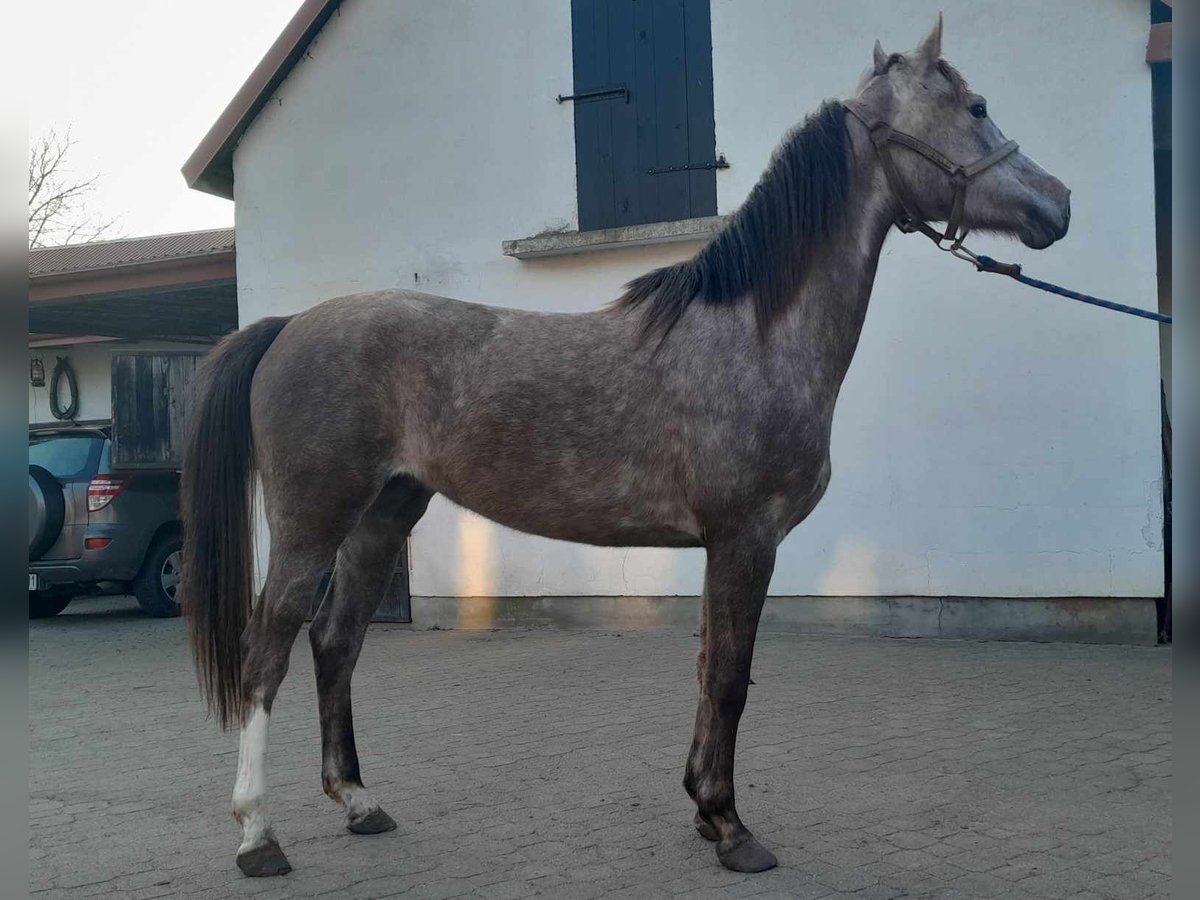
233 0 1162 598
28 341 212 426
29 344 113 425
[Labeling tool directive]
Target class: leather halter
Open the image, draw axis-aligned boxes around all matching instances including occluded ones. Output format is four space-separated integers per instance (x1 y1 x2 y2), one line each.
843 100 1019 251
843 102 1170 326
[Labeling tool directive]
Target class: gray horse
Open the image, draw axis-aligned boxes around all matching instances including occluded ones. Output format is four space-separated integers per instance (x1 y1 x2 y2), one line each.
182 20 1069 878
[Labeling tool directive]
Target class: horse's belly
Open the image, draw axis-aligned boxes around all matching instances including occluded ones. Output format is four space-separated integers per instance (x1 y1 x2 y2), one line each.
510 517 703 548
430 471 703 549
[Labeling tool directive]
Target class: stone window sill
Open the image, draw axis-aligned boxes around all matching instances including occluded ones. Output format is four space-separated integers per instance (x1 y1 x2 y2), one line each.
502 215 727 260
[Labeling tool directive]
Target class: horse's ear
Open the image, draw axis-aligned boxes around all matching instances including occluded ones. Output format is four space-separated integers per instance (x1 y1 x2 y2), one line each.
915 13 943 63
872 39 889 75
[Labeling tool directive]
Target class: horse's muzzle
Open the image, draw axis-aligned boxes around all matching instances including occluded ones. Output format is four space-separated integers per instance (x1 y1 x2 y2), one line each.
1021 192 1070 249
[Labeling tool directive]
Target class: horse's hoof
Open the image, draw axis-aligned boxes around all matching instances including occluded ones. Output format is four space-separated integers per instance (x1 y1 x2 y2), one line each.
347 807 397 835
717 833 778 873
693 813 718 842
236 838 292 877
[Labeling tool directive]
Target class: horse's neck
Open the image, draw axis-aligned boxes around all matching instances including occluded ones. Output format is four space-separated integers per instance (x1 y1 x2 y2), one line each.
767 160 897 403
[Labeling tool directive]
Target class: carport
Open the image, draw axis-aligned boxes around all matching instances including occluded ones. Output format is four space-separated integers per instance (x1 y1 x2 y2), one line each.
30 228 237 344
27 230 241 617
28 229 238 428
27 229 411 622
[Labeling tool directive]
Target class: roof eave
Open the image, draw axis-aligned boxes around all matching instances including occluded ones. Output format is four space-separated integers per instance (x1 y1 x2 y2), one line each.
188 166 236 201
30 250 237 304
181 0 343 200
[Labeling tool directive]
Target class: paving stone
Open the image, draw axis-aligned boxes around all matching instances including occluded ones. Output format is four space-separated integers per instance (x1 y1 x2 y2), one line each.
29 596 1171 899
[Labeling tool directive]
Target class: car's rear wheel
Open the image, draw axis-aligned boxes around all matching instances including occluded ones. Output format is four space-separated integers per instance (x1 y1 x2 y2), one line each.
134 534 183 618
29 465 66 560
29 591 72 619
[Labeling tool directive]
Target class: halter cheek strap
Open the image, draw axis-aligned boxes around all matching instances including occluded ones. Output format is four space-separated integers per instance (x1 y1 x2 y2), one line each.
843 100 1019 249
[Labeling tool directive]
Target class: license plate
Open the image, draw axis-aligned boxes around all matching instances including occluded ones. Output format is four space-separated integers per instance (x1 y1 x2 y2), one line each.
29 573 41 591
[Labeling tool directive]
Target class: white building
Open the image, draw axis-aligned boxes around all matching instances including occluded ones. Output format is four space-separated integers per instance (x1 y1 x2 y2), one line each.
184 0 1168 640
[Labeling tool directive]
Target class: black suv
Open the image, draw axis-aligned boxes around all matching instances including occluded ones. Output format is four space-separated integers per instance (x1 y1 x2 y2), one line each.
28 427 182 619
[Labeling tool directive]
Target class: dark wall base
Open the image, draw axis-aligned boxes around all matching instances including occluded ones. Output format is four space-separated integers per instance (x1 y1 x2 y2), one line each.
409 595 1158 645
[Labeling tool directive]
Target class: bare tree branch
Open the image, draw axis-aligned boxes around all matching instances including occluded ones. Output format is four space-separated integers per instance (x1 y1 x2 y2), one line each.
28 128 118 248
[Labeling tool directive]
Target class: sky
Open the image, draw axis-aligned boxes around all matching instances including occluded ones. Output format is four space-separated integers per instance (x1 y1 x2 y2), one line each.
29 0 302 240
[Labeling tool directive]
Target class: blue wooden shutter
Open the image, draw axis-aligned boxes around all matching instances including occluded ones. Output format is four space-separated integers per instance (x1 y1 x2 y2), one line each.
570 0 717 231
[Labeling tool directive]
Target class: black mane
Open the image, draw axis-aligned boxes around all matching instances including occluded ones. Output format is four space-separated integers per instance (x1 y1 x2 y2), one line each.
615 100 851 336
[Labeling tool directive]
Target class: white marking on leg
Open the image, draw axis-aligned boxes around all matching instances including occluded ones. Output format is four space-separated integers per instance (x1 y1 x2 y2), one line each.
232 704 273 851
333 781 382 822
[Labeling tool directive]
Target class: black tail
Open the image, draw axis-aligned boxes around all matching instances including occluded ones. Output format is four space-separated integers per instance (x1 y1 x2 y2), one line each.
181 316 291 730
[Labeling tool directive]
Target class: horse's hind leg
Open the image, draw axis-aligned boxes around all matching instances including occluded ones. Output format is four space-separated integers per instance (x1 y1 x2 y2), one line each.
231 470 379 876
684 535 779 873
232 538 334 876
309 475 432 834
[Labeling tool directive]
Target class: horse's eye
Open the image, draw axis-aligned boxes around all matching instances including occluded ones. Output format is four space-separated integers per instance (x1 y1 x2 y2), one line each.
970 102 987 119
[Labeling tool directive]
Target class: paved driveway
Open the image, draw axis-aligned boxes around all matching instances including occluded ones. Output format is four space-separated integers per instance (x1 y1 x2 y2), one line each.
30 597 1170 899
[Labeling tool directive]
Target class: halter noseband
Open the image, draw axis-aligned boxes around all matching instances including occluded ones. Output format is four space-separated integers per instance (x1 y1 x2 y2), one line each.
843 100 1019 252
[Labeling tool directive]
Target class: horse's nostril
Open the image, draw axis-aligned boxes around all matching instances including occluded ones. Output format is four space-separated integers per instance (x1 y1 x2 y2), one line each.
1022 202 1069 247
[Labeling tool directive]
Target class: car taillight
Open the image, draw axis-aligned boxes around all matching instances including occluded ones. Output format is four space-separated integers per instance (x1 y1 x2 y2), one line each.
87 475 129 511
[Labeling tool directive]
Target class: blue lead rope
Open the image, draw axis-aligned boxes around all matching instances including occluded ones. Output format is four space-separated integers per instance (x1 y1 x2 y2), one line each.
973 254 1172 325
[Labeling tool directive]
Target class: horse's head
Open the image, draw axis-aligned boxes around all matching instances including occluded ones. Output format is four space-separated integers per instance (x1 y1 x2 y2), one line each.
852 17 1070 249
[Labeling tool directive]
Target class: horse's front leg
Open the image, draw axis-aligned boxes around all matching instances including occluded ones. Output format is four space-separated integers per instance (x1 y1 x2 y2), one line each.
684 536 778 873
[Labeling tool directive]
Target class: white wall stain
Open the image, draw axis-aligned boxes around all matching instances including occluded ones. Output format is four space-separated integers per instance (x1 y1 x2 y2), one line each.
818 537 881 597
